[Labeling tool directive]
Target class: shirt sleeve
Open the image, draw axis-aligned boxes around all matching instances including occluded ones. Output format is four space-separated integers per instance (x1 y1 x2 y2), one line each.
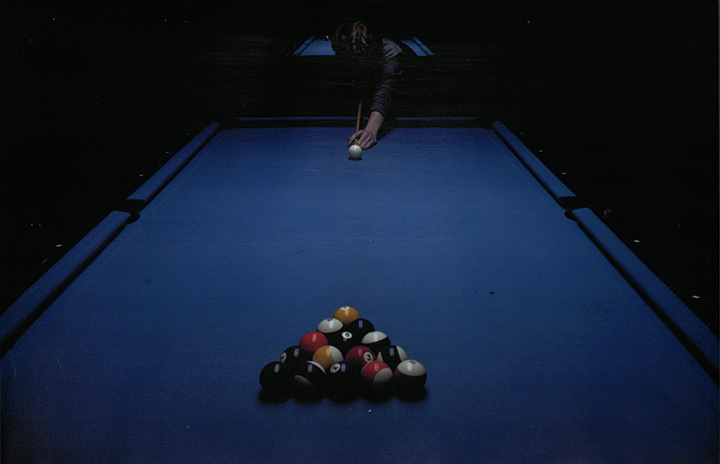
370 39 403 116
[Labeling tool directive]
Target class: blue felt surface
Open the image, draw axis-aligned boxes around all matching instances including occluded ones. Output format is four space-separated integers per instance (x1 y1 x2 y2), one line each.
573 207 719 379
0 211 132 352
1 126 717 463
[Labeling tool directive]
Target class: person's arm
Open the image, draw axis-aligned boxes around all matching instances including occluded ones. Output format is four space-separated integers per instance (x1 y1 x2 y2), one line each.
369 40 402 118
348 40 402 150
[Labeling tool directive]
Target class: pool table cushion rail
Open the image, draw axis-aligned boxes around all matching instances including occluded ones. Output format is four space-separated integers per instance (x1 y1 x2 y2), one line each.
126 122 221 207
0 211 133 355
573 207 719 382
0 122 220 355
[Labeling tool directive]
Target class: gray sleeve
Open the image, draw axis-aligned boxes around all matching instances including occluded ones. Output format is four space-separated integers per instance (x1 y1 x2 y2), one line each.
370 39 403 116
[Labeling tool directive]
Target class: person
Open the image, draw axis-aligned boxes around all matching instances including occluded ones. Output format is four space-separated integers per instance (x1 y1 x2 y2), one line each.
331 20 403 151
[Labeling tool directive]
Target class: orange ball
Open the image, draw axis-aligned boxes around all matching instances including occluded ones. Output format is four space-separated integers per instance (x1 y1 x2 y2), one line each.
333 306 360 325
312 345 344 370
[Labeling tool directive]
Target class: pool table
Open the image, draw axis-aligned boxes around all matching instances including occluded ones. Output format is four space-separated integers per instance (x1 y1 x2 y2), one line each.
1 119 717 463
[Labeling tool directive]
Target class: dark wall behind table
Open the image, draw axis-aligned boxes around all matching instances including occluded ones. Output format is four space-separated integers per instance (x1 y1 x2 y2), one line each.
2 1 717 334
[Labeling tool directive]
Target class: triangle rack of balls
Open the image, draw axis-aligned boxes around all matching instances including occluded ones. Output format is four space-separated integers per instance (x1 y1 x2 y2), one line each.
259 306 427 400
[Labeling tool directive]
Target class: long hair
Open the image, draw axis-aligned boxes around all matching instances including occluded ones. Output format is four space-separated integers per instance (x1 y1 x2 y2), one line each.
331 21 380 57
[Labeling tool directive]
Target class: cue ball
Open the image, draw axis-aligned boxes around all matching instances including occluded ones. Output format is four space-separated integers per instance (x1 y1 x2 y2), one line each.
348 144 362 159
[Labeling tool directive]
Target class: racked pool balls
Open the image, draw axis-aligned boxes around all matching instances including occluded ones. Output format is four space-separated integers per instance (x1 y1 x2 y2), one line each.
377 345 407 372
259 361 290 394
344 345 375 367
345 318 375 341
333 306 360 325
327 361 361 398
299 331 328 354
361 331 391 354
262 309 427 402
394 359 427 391
293 360 327 398
312 345 344 370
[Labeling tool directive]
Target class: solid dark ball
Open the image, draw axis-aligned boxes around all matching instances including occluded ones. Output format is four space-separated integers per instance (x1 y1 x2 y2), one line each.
280 346 311 372
361 331 391 355
333 330 360 355
327 361 361 398
293 361 327 398
377 345 408 372
345 318 375 341
259 362 291 394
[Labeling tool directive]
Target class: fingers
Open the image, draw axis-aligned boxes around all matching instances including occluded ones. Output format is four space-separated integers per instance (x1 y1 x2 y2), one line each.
348 130 363 146
348 130 377 150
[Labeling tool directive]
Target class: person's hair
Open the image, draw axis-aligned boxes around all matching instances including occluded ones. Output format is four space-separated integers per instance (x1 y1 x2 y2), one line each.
331 21 380 56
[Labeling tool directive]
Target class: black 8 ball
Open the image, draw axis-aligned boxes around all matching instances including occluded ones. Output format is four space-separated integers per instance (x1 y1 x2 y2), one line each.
333 330 360 356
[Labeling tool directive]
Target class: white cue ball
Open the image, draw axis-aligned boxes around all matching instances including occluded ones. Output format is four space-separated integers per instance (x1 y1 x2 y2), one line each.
348 144 362 160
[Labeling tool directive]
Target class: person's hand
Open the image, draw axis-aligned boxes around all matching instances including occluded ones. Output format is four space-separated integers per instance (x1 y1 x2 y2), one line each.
348 129 378 150
347 110 384 150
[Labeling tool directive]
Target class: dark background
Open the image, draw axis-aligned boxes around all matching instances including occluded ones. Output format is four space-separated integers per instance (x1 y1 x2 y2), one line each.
1 1 717 334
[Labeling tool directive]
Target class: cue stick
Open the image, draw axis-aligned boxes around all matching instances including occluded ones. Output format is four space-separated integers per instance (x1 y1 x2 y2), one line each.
353 100 362 146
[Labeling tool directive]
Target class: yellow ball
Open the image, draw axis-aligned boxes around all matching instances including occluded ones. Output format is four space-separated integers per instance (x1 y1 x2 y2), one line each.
348 144 362 159
312 345 344 369
334 306 360 325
